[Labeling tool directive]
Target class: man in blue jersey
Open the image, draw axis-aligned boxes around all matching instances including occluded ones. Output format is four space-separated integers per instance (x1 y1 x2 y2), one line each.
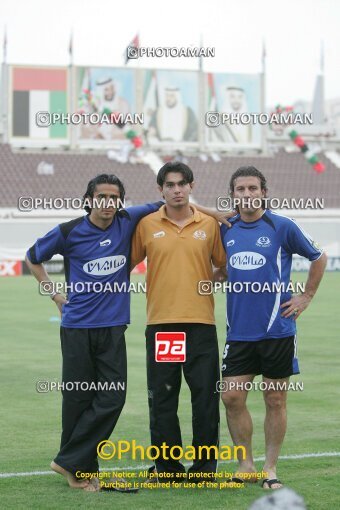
26 174 164 492
218 166 327 490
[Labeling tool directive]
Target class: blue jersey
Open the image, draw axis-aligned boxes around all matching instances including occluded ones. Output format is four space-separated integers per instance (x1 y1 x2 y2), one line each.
27 203 163 328
220 210 323 341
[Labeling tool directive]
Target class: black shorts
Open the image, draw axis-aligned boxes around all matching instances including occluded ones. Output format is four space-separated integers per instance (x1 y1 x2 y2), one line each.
221 336 299 379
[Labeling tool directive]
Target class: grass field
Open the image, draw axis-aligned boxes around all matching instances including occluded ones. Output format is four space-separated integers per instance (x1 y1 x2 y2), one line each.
1 273 339 509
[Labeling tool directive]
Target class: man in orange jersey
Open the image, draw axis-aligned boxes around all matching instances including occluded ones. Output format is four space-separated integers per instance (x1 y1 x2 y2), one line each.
131 162 226 483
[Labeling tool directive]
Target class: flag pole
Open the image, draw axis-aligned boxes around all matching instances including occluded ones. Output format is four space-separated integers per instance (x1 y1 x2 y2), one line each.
2 26 9 143
69 29 73 67
69 29 75 149
199 33 205 152
261 39 267 154
199 33 203 73
2 25 7 64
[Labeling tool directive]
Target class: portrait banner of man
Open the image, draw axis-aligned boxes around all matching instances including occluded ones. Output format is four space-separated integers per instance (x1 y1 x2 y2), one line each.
143 70 199 145
206 73 261 147
76 67 135 143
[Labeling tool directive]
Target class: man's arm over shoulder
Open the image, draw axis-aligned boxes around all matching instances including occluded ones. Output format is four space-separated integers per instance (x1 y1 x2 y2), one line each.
210 218 227 268
194 202 235 227
131 220 147 270
125 201 164 228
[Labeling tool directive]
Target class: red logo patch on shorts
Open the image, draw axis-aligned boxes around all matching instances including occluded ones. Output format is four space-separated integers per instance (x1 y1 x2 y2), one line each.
155 332 186 362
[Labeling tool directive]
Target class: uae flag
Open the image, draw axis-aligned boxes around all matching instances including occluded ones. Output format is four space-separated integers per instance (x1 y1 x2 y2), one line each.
12 67 68 139
207 73 217 111
125 33 140 64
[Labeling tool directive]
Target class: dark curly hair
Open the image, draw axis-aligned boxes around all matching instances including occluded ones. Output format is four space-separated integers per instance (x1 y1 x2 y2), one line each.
82 174 125 213
229 166 268 210
229 166 268 194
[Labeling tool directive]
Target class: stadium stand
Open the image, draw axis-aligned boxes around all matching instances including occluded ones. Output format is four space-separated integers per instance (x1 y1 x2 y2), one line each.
0 144 339 208
0 144 160 207
188 151 340 208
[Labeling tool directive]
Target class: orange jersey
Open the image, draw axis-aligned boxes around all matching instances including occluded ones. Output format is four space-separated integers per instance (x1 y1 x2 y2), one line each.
131 205 226 325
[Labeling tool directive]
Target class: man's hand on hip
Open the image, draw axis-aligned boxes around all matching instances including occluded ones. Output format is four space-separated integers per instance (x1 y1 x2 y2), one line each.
280 293 312 320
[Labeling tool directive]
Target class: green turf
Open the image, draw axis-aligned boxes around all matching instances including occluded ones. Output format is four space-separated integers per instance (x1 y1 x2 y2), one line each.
0 273 339 509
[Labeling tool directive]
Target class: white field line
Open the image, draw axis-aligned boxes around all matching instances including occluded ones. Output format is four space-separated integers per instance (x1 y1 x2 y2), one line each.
1 452 339 479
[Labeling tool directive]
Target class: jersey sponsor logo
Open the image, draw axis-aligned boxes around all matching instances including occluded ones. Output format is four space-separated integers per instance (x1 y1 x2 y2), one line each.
193 230 207 240
99 239 111 247
83 255 126 276
153 230 165 238
230 251 266 270
256 236 271 247
226 240 235 247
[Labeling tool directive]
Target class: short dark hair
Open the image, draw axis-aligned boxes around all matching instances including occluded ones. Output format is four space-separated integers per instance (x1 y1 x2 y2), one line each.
229 166 268 194
157 162 194 187
82 174 125 213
